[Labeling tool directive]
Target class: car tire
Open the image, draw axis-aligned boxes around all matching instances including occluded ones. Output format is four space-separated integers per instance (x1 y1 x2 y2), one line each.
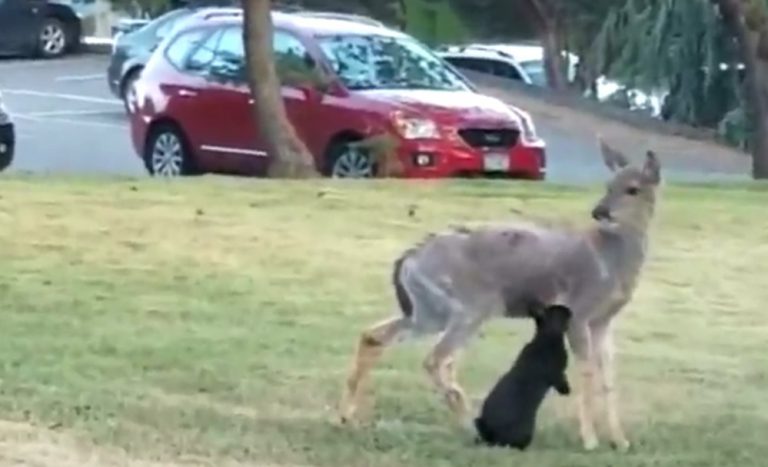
143 123 197 177
121 69 142 114
325 138 375 178
38 18 68 58
0 126 14 173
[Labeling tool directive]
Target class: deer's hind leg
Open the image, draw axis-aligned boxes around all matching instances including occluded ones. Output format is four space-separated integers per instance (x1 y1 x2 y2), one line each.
339 315 413 423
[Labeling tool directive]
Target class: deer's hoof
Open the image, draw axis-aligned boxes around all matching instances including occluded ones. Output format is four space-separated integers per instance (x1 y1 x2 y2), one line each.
582 437 599 451
610 439 631 453
338 402 357 425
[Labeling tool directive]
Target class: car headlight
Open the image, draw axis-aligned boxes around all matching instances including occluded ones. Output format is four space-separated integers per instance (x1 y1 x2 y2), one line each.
392 112 439 139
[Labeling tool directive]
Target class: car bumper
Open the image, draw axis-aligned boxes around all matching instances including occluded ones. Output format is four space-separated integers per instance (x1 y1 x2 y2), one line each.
0 122 15 172
395 139 545 180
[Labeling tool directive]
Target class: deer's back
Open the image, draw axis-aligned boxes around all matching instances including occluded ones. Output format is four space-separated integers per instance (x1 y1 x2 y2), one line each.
405 223 619 320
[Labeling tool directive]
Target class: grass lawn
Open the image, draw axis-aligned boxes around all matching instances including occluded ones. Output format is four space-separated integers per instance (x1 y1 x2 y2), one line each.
0 175 766 467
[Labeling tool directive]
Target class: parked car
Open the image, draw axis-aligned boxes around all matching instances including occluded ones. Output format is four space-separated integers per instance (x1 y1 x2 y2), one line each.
111 18 153 37
105 5 384 113
437 43 666 117
0 92 15 172
0 0 82 58
436 43 577 88
129 8 546 180
107 7 201 111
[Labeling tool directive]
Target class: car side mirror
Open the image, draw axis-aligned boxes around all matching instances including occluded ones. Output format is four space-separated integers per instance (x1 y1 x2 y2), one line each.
303 53 317 70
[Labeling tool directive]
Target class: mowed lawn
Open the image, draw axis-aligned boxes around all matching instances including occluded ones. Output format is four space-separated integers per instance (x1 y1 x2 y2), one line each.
0 175 766 467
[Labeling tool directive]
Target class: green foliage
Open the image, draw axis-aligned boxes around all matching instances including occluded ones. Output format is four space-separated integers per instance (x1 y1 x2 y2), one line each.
719 105 751 150
447 0 534 41
591 0 742 129
278 0 404 26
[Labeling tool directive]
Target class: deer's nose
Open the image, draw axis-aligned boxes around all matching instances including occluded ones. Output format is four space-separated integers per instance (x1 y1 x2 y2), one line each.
592 205 611 221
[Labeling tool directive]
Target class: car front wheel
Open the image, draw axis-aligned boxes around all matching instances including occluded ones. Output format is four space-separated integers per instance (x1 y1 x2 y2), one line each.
144 124 195 177
326 140 375 178
121 69 142 114
38 18 68 58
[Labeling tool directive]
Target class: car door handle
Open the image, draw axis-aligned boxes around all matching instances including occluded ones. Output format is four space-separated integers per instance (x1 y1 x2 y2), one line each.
177 89 197 98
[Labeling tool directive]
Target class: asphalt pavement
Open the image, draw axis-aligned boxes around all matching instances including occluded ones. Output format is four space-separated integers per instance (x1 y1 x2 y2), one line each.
0 54 144 176
0 53 751 183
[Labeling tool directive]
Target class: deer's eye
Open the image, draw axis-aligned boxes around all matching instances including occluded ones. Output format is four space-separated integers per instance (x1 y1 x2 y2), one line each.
626 187 640 196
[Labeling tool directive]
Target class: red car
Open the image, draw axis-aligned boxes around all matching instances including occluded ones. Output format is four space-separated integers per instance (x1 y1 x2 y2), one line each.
129 8 546 179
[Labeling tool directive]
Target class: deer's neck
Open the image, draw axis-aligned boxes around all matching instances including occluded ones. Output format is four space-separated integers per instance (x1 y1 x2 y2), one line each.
589 224 648 281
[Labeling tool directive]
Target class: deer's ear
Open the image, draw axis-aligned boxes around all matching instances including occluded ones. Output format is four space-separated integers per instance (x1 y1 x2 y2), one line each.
643 150 661 185
599 136 629 172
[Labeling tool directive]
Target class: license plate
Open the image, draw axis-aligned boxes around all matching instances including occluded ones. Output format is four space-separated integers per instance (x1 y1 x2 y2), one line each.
483 152 509 172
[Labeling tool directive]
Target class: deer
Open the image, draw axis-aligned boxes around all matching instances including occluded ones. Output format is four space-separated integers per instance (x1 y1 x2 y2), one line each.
338 139 662 452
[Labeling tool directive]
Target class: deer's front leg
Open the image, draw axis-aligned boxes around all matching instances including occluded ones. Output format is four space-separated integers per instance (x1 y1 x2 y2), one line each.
423 319 480 427
592 321 630 452
567 323 599 451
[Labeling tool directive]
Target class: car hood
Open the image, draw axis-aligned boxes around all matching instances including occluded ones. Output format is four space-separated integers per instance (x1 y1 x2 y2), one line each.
357 89 522 129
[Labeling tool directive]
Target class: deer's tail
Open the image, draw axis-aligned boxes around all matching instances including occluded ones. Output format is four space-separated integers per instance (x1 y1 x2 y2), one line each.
392 252 414 318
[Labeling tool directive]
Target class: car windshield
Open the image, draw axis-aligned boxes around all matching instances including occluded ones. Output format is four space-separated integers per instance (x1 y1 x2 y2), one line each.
519 60 547 87
152 9 192 39
317 34 470 91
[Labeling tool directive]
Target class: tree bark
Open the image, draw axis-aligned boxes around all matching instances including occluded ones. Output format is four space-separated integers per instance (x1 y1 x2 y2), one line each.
716 0 768 178
522 0 568 91
242 0 318 178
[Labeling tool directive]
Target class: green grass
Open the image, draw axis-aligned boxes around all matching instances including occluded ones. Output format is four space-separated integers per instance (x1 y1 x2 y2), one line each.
0 175 767 466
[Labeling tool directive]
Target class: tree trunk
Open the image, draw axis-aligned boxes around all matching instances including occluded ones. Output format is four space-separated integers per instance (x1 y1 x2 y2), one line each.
242 0 318 178
522 0 567 91
716 0 768 179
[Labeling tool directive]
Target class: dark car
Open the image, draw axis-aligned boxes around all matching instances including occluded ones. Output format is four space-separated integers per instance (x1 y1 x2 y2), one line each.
0 92 15 172
0 0 82 58
107 1 237 111
107 7 200 111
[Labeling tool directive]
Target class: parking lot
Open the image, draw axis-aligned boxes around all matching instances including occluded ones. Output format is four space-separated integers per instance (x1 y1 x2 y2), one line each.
0 54 144 176
0 53 752 183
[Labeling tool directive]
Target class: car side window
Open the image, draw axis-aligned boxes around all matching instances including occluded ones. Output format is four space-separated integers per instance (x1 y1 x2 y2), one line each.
185 29 222 73
444 57 493 74
491 60 524 81
273 30 317 86
208 27 246 82
165 27 210 70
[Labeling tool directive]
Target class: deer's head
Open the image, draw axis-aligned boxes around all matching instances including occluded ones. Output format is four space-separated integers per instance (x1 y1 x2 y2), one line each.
591 139 662 233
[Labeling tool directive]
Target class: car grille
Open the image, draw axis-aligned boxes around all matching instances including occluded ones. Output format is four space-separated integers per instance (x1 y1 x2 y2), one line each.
458 128 519 148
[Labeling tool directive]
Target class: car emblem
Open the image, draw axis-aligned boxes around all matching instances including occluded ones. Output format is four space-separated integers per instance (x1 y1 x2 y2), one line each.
485 133 502 144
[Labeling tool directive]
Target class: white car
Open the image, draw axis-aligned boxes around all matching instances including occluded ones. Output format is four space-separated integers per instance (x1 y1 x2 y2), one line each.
436 43 577 87
437 43 666 118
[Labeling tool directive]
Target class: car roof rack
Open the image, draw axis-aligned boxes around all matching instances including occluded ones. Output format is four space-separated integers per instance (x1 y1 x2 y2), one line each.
199 7 242 20
290 11 386 28
439 44 516 60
